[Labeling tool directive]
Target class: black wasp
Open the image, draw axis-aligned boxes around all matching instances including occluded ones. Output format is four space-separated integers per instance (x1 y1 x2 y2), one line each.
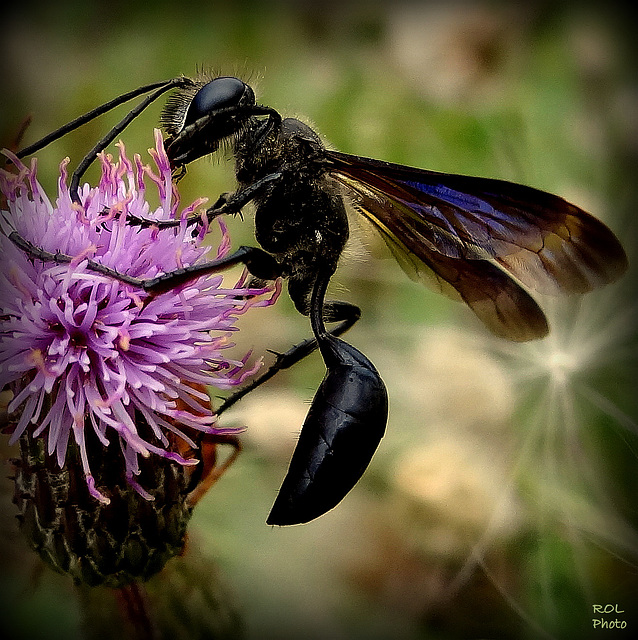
9 74 628 526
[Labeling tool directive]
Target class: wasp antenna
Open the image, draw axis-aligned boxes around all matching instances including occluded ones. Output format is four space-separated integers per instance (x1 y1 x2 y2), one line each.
16 77 192 160
68 78 194 203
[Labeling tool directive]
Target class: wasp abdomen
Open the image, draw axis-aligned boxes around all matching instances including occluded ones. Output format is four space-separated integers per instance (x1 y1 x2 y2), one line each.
267 335 388 525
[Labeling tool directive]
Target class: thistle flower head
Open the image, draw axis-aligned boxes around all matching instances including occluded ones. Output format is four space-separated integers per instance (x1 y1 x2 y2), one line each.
0 129 279 504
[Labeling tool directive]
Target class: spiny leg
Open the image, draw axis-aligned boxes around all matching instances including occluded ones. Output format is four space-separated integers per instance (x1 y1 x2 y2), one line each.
215 299 361 416
125 171 283 231
216 265 362 416
8 232 281 294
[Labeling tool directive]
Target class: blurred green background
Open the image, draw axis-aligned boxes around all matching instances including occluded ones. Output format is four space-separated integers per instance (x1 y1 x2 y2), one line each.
1 1 636 638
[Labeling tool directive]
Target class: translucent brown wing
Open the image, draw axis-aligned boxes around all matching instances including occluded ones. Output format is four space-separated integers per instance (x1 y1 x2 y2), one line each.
327 150 627 341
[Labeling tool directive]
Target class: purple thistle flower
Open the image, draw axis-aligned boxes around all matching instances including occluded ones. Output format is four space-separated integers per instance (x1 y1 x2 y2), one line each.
0 129 280 504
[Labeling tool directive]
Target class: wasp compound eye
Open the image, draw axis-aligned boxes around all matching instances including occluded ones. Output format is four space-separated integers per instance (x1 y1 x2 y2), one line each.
184 76 254 127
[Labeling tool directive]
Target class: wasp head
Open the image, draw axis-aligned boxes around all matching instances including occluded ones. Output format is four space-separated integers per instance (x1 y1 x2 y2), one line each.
161 76 256 170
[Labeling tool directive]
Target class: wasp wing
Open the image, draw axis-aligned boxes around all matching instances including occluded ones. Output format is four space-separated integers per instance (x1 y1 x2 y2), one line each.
327 150 627 341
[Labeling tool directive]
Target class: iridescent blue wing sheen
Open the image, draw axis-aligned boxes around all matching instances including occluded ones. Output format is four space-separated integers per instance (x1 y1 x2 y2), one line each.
327 150 627 341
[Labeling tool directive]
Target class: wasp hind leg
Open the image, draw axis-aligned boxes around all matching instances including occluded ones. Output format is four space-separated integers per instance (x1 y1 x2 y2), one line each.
214 292 361 416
